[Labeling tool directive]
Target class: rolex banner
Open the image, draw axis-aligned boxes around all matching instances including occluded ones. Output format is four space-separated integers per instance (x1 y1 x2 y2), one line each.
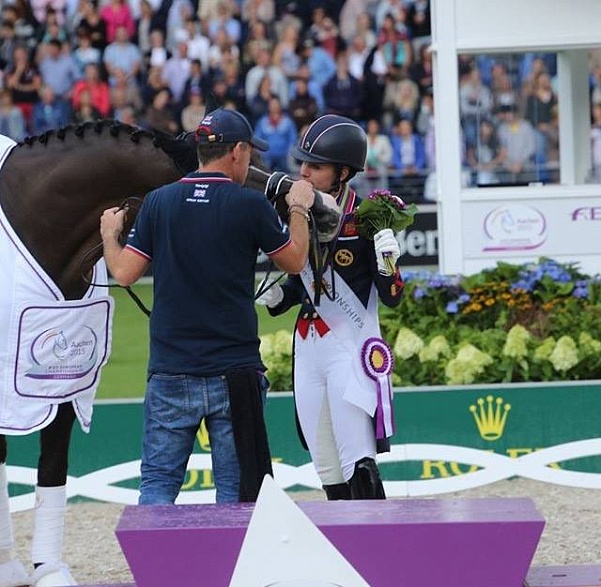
7 381 601 509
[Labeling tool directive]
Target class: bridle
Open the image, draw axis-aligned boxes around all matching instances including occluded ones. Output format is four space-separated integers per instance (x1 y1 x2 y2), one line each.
80 196 152 317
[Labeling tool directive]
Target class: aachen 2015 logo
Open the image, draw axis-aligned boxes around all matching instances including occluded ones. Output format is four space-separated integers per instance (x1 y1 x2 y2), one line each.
26 325 98 380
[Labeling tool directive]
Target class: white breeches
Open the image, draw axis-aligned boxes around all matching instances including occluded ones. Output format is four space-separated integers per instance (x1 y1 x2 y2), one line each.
294 326 376 484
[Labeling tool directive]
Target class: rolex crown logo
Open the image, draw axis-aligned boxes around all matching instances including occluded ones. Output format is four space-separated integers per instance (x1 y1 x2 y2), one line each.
469 395 511 441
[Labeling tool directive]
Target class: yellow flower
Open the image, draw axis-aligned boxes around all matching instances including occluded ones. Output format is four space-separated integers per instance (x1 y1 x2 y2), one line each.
502 325 531 359
445 344 493 385
548 336 579 372
419 335 451 363
579 333 601 357
394 327 424 360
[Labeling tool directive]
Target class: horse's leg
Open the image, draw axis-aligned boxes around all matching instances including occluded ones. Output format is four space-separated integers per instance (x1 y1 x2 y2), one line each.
29 404 77 587
0 436 30 587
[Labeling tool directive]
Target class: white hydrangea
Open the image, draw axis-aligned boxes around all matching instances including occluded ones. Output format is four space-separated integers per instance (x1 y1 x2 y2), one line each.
549 336 579 372
394 327 425 360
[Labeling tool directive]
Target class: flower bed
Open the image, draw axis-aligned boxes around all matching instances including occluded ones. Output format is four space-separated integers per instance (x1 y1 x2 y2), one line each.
261 258 601 391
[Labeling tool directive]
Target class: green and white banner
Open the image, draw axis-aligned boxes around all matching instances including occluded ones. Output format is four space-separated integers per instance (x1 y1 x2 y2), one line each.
7 381 601 511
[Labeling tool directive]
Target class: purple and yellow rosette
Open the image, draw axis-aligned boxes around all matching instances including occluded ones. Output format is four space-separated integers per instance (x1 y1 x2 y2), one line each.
361 337 396 439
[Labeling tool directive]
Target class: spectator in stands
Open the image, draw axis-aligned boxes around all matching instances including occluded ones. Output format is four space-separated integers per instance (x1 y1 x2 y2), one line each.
165 0 194 52
241 19 272 73
490 63 518 113
467 118 506 186
0 88 27 140
180 86 205 132
179 58 209 109
323 50 364 119
590 102 601 181
38 39 81 100
72 27 101 74
140 63 167 105
406 0 431 58
247 74 273 124
414 86 433 136
362 117 393 191
254 94 298 172
103 24 142 87
71 61 111 117
74 0 107 52
207 27 240 75
409 43 433 97
31 84 71 133
288 62 325 113
161 36 191 106
288 76 319 131
110 66 144 113
361 40 388 123
181 16 211 71
272 20 302 81
297 36 336 90
377 12 412 81
347 34 369 82
382 72 420 131
133 0 160 57
100 0 135 43
459 64 493 149
240 0 275 30
245 44 289 108
142 86 179 134
354 10 377 50
206 0 241 47
375 0 406 31
390 117 427 176
143 28 170 72
72 86 101 122
220 58 247 114
4 43 42 128
338 0 366 47
496 104 537 183
39 7 68 45
0 20 18 72
524 71 558 171
2 2 37 53
307 5 340 59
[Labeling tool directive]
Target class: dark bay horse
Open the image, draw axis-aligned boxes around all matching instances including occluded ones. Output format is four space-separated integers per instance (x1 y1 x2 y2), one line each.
0 120 198 587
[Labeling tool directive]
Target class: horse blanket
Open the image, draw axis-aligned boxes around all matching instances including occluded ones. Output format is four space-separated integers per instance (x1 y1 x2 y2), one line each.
0 136 113 435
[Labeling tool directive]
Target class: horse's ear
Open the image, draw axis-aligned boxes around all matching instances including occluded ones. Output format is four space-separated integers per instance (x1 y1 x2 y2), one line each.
152 127 198 176
205 91 220 114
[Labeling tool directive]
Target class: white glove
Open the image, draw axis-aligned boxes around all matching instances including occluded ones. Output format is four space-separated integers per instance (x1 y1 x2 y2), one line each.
255 284 284 308
374 228 401 276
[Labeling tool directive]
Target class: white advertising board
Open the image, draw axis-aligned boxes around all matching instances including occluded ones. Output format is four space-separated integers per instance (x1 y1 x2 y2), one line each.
461 196 601 275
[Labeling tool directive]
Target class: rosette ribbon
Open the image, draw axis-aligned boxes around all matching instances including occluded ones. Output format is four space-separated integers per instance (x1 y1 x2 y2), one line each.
361 337 396 439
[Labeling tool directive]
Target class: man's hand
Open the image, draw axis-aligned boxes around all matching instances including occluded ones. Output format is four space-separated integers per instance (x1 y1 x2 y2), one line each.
374 228 401 276
255 284 284 308
100 207 127 242
285 180 315 212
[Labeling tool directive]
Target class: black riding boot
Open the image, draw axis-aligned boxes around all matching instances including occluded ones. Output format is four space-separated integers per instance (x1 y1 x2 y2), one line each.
323 483 351 500
348 457 386 500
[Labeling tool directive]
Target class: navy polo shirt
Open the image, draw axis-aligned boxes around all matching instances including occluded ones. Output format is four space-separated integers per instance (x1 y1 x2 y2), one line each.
126 171 291 377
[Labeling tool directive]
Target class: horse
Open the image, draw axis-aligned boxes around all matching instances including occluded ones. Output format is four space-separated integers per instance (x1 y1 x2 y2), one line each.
0 120 200 587
0 119 341 587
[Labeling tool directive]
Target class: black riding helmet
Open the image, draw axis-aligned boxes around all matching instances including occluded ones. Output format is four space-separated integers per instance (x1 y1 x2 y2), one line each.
291 115 367 178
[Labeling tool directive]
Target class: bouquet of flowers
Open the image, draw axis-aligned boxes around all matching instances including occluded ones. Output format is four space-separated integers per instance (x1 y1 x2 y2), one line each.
354 189 418 241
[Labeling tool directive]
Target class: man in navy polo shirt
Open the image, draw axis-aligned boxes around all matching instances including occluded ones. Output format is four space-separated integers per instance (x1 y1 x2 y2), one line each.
100 107 315 504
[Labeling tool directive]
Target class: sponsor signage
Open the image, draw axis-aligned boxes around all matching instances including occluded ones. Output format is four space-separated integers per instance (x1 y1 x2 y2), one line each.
7 382 601 509
461 196 601 274
398 205 439 266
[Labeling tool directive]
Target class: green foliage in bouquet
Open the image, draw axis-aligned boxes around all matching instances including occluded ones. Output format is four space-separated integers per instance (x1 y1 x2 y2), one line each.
262 258 601 390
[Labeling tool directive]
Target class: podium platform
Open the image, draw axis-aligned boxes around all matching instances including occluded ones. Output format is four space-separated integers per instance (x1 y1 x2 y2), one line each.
115 497 544 587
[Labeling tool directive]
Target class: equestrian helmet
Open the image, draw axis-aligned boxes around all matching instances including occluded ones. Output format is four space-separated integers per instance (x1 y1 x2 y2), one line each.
291 115 367 172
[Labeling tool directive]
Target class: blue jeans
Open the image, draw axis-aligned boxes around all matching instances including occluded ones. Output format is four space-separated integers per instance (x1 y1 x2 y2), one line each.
139 373 266 504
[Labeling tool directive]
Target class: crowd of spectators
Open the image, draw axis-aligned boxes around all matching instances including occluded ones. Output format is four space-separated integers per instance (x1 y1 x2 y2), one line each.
0 0 599 198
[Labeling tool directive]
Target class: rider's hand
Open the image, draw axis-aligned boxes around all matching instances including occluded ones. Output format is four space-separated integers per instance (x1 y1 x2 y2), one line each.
285 180 315 212
373 228 401 276
255 284 284 308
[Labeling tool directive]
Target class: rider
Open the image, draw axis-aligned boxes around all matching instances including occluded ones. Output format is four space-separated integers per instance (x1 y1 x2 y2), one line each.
257 114 404 500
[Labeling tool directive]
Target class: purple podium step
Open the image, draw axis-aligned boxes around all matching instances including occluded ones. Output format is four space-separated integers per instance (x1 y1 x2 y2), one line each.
525 565 601 586
116 497 543 587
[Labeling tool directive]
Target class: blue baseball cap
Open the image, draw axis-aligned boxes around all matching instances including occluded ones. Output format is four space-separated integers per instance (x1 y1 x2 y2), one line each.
196 108 268 151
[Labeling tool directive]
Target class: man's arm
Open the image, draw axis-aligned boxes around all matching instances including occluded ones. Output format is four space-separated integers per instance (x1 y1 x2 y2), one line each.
100 207 150 286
